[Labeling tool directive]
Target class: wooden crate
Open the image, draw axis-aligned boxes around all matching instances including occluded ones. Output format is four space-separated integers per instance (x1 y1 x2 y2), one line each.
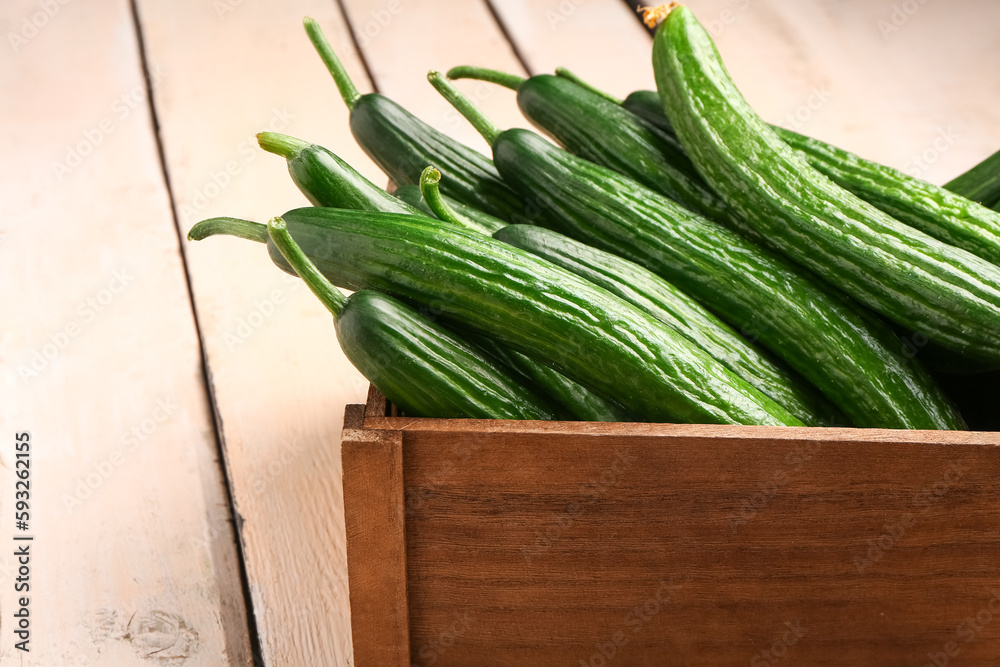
342 387 1000 666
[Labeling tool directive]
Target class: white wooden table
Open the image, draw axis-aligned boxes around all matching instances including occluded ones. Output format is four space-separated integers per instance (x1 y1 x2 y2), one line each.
3 0 998 664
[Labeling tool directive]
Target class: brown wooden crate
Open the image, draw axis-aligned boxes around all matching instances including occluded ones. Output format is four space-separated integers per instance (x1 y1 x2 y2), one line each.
345 388 1000 666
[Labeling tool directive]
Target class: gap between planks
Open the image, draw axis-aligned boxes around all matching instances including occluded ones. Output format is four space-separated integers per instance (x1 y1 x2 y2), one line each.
128 0 265 663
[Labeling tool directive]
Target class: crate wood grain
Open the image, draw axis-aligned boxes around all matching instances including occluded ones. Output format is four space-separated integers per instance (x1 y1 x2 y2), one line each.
344 389 1000 666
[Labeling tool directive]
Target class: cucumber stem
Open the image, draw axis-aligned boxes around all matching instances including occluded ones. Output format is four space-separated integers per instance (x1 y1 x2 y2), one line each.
188 217 268 243
266 217 347 318
257 132 311 159
553 67 623 105
639 3 681 29
419 166 489 234
446 66 525 91
427 70 502 145
304 16 361 111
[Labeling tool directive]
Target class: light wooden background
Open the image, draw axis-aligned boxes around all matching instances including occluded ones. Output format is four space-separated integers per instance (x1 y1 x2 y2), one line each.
2 0 998 665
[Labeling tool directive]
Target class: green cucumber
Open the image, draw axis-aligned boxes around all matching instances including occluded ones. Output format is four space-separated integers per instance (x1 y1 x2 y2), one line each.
260 218 556 420
448 67 739 232
304 18 527 221
946 148 1000 206
617 87 1000 270
428 69 963 430
776 129 1000 269
255 135 613 420
618 89 1000 374
257 132 418 214
414 169 624 423
653 5 1000 364
421 166 825 421
493 224 842 426
257 132 505 233
474 336 628 422
620 89 677 136
393 183 429 210
191 210 806 427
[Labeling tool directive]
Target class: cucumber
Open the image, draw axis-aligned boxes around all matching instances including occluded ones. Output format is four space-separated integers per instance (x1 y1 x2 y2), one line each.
420 165 825 421
774 130 1000 269
392 183 428 211
653 5 1000 364
303 18 527 221
622 89 677 136
191 210 806 427
448 67 741 233
417 170 626 421
256 135 612 421
258 132 418 214
477 338 628 422
618 88 1000 269
335 292 558 419
428 70 964 429
493 224 843 426
946 148 1000 206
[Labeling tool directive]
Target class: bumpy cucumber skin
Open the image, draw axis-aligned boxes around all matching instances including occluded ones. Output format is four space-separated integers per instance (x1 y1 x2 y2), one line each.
394 184 507 233
654 8 1000 364
517 76 731 226
946 148 1000 206
626 89 1000 270
288 143 419 214
490 129 963 430
349 94 527 221
526 77 767 242
267 208 805 427
391 193 620 423
776 128 1000 269
485 342 629 422
337 290 557 420
494 224 842 426
283 145 599 418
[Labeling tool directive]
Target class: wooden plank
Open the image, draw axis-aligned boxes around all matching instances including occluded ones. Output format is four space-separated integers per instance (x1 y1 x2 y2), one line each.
342 409 410 666
131 0 380 664
339 0 534 155
348 400 1000 665
493 0 1000 184
0 0 251 664
488 0 655 97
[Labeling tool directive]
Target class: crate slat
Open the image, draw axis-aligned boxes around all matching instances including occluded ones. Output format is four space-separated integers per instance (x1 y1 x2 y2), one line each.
342 405 411 666
350 393 1000 665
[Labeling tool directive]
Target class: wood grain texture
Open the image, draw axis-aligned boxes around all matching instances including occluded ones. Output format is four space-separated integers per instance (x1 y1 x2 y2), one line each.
489 0 655 97
132 0 377 664
351 395 1000 666
0 0 251 663
341 410 410 667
